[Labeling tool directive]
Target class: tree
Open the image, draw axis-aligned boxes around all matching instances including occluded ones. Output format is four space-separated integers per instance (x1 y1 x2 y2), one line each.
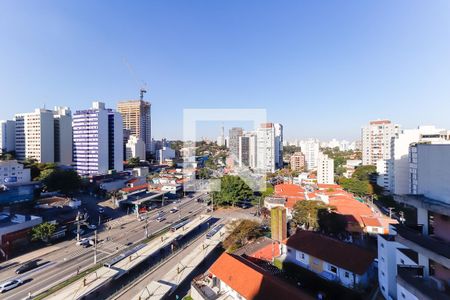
352 165 376 181
291 200 329 230
43 168 81 195
222 219 263 252
339 177 371 196
197 167 212 179
31 222 56 242
212 175 254 207
127 157 141 168
318 208 347 235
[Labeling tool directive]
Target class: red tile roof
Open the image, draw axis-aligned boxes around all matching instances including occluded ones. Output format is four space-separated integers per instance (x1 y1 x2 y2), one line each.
283 230 375 275
275 184 305 196
121 184 148 193
209 253 313 300
361 216 382 227
317 183 342 190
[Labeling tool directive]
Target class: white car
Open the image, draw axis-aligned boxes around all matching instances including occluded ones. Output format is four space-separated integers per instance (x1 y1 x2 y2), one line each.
169 207 178 213
87 224 97 230
0 279 23 293
156 216 166 222
76 238 90 246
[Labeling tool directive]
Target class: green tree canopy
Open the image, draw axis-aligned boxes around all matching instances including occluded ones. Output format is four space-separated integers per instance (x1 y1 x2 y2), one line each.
352 165 376 181
43 168 82 195
291 200 329 230
213 175 254 206
126 157 141 168
222 219 263 252
31 222 56 242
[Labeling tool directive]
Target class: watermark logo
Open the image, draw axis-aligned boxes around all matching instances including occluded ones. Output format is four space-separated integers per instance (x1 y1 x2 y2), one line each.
182 108 268 192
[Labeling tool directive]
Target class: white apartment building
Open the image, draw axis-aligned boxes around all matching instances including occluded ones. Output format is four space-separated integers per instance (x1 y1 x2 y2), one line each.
299 139 320 170
362 120 400 165
73 102 123 176
409 143 450 202
377 143 450 300
125 135 146 160
0 120 15 154
53 106 73 165
317 152 334 184
14 109 55 163
238 132 257 169
0 160 31 184
256 123 276 173
362 120 400 190
388 126 450 195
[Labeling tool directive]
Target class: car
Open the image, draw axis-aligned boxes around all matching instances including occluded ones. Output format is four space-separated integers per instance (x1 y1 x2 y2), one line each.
169 207 178 213
98 207 105 214
15 260 38 274
88 238 98 246
0 279 23 293
76 238 90 246
156 216 166 222
87 224 97 230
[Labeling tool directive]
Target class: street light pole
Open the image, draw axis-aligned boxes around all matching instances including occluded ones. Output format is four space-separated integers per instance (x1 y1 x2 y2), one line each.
94 230 97 264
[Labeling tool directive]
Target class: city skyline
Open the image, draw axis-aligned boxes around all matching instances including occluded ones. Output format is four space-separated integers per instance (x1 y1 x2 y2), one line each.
1 1 450 140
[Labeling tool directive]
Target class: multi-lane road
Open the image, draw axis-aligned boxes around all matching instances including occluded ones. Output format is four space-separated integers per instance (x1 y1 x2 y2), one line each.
0 193 207 300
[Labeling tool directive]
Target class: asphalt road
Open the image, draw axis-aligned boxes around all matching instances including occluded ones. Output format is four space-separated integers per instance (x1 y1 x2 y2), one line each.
0 193 207 300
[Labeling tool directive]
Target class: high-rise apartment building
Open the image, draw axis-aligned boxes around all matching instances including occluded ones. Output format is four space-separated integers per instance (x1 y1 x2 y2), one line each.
73 102 123 176
238 132 257 169
317 152 334 184
274 123 283 169
256 123 276 173
228 127 243 160
362 120 400 166
388 126 450 194
0 120 15 154
53 106 73 165
14 109 55 163
362 120 400 190
117 100 151 154
300 139 320 170
290 152 305 172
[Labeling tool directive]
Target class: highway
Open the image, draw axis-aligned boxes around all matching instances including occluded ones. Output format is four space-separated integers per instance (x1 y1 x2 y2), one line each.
0 193 207 300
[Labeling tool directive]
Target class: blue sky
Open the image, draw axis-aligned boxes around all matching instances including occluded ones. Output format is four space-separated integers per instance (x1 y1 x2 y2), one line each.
1 1 449 141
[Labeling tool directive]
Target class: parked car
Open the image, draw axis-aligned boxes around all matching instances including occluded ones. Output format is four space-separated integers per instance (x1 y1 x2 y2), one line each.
0 279 23 293
87 224 97 230
15 260 38 274
76 238 90 246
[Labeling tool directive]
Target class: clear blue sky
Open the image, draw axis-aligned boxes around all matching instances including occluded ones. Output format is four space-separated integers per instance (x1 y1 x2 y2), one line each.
1 1 449 141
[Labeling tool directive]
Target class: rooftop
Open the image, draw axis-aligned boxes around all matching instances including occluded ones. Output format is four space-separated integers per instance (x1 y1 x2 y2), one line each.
209 252 313 300
283 230 375 275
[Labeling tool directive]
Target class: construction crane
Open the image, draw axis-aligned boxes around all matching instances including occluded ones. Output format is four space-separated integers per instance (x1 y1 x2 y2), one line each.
124 58 148 101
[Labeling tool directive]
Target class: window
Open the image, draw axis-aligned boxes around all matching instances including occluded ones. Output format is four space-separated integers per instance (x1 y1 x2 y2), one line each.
344 272 349 278
329 265 337 273
381 243 384 248
400 259 405 264
401 292 405 298
382 286 385 291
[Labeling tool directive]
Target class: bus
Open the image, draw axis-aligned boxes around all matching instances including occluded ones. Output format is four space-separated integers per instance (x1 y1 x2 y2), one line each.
170 219 190 232
206 224 224 239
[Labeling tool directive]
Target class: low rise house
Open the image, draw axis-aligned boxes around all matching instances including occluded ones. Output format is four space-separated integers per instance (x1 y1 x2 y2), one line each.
280 230 376 289
0 160 31 185
191 252 313 300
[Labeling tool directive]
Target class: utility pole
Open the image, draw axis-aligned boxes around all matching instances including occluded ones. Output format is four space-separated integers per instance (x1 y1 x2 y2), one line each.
76 212 81 242
94 230 97 264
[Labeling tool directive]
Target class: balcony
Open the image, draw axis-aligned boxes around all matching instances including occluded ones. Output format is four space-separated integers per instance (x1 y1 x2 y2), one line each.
394 224 450 268
397 266 450 300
